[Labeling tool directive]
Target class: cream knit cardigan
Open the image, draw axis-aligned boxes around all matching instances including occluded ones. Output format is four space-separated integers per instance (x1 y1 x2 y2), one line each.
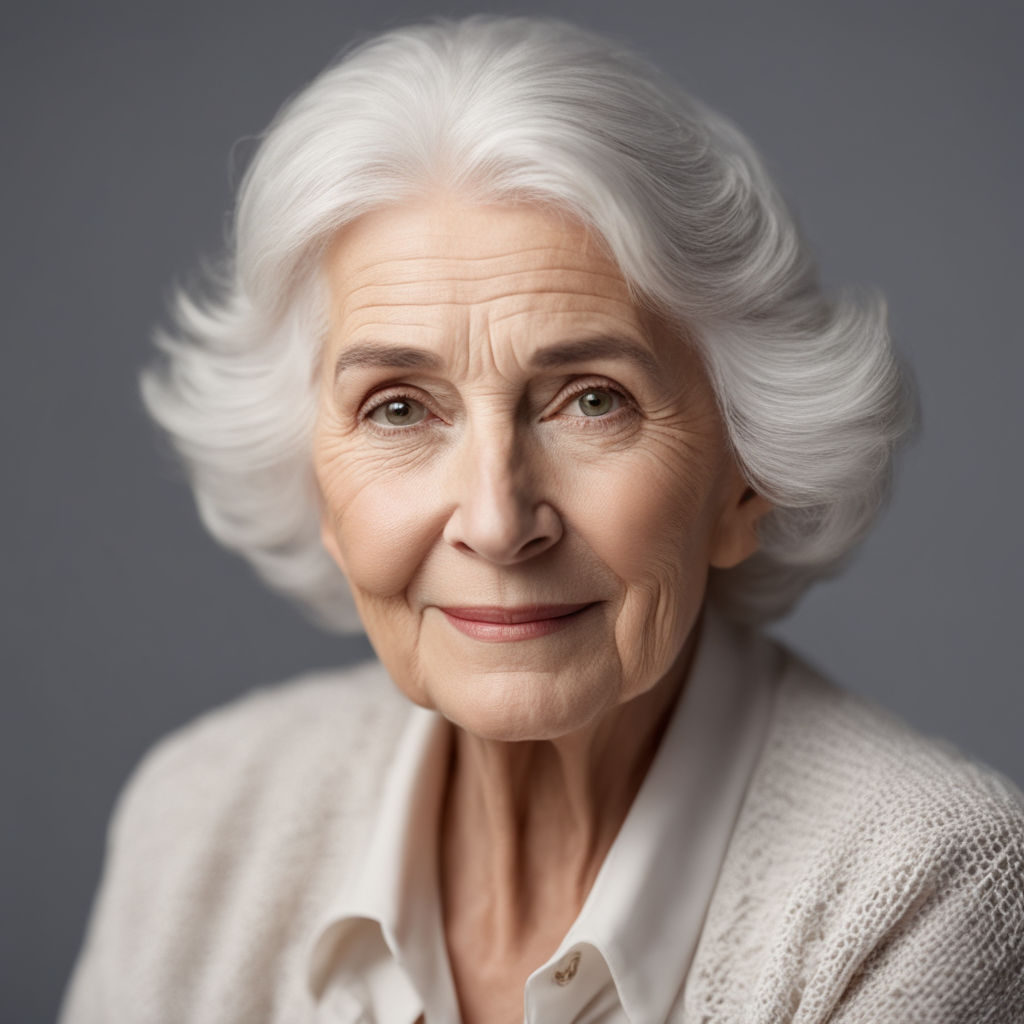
60 650 1024 1023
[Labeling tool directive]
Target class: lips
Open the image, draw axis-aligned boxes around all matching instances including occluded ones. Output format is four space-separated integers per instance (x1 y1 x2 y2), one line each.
441 603 593 623
438 603 596 641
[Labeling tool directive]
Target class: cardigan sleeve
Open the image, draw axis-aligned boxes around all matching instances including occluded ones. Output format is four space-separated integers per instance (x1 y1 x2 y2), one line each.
57 727 202 1024
826 807 1024 1024
59 926 103 1024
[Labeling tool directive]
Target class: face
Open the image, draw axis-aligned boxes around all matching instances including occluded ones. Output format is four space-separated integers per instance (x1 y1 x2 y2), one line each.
314 197 766 741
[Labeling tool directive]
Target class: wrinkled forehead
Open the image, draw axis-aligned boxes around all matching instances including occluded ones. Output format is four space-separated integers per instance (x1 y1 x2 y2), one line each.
321 198 637 326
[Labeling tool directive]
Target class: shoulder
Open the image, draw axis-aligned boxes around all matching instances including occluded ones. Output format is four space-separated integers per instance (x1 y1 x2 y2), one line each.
113 659 410 840
686 645 1024 1023
107 657 415 880
133 658 406 766
764 653 1024 861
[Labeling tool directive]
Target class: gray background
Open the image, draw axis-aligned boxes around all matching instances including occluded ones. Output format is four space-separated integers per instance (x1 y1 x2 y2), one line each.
3 1 1021 1020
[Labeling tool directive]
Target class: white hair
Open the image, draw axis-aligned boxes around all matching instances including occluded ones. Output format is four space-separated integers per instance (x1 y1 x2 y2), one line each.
141 15 915 631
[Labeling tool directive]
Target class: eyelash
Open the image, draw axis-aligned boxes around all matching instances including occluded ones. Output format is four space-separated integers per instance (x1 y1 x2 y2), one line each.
358 378 637 433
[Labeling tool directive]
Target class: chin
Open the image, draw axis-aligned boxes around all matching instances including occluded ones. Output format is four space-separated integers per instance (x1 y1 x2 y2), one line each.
424 669 619 743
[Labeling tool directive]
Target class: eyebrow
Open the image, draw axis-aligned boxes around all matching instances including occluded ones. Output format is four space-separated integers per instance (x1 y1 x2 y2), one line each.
334 343 443 379
333 334 662 381
529 336 661 378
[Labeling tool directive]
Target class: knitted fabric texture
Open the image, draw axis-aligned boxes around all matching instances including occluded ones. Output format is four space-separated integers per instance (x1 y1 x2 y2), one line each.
683 658 1024 1022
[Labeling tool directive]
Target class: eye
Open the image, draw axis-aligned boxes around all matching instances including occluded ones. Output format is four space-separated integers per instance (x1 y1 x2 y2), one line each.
575 389 618 416
561 387 625 418
367 396 430 428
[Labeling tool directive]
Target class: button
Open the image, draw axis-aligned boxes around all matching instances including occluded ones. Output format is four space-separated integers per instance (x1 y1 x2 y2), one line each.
554 950 581 986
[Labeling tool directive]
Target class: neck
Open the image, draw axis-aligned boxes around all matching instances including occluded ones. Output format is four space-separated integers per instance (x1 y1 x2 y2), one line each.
440 628 697 956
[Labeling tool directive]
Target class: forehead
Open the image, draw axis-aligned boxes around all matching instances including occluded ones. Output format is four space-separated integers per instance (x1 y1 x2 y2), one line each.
322 198 640 329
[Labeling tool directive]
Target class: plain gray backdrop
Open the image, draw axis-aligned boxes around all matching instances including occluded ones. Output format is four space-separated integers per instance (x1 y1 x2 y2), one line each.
3 1 1021 1020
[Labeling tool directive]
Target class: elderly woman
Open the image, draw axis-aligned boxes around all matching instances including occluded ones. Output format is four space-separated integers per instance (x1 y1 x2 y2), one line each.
61 16 1023 1024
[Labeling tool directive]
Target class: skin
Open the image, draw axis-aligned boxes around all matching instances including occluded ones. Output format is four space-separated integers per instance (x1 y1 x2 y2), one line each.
313 196 770 1023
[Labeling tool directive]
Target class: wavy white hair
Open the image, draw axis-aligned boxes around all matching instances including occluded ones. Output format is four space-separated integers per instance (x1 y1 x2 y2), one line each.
142 15 915 631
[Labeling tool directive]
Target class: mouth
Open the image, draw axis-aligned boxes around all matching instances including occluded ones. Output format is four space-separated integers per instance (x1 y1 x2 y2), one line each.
438 603 597 642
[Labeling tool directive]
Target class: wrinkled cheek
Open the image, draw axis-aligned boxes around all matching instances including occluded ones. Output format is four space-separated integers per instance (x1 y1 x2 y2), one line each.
580 461 713 683
583 460 708 582
323 469 446 598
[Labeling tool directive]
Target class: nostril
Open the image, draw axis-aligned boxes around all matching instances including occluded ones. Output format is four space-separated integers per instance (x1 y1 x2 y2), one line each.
521 535 552 554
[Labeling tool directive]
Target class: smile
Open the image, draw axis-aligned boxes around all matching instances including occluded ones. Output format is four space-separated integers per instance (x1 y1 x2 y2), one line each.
439 603 596 642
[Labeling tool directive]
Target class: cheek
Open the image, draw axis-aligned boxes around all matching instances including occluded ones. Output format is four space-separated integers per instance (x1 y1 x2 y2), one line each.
315 439 446 598
575 449 717 582
572 446 724 688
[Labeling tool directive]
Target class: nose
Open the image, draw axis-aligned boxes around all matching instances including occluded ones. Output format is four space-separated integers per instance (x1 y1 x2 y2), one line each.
442 425 563 565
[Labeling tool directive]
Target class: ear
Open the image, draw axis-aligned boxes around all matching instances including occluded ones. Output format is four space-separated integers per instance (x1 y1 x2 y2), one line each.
709 472 773 570
319 515 348 577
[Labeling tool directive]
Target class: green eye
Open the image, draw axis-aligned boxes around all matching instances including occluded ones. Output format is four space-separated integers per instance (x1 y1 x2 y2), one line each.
576 390 616 416
370 398 428 427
